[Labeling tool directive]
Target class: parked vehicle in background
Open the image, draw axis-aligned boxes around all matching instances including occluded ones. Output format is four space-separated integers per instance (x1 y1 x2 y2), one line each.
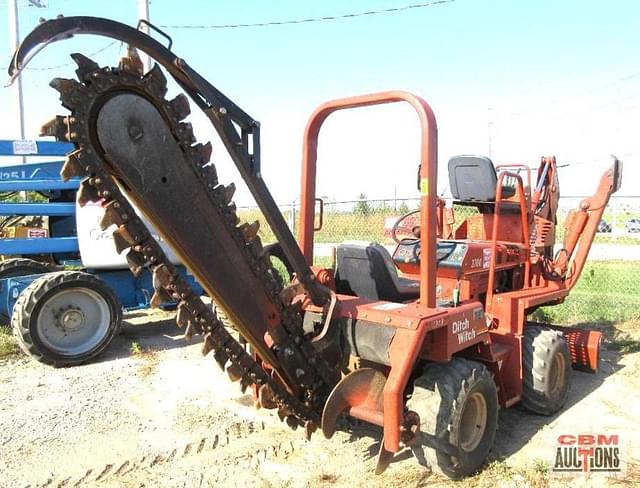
625 218 640 233
597 220 612 233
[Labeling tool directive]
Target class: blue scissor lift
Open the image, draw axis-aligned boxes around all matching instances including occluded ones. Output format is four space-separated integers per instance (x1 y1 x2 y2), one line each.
0 140 202 366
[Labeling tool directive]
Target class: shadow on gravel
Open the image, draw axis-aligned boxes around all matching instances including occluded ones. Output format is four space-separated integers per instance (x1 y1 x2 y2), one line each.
492 320 635 460
332 320 636 475
92 314 203 364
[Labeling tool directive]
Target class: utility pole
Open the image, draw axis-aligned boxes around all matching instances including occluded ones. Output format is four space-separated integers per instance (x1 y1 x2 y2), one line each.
8 0 26 157
487 107 494 159
138 0 151 72
8 0 46 163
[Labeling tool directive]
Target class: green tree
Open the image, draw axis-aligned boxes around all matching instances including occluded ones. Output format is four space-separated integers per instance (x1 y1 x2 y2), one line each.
354 193 371 216
398 201 410 214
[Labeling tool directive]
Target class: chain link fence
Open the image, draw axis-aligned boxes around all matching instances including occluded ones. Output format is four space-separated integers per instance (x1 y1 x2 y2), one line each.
238 196 640 326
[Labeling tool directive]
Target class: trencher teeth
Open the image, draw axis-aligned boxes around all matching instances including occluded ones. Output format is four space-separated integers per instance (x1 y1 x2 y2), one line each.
169 94 191 120
152 264 174 288
177 122 196 145
77 179 100 206
71 53 100 81
112 226 136 254
240 376 251 394
176 302 193 328
60 150 85 181
40 115 70 141
143 63 167 97
125 250 145 277
214 183 235 205
49 77 87 110
184 321 197 340
150 288 172 308
213 349 229 370
201 333 215 356
190 142 213 166
240 220 260 242
118 46 144 76
227 363 243 382
100 201 127 230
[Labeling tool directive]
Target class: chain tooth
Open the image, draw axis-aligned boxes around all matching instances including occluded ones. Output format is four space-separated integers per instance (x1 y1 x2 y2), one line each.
226 363 242 382
213 349 229 370
77 179 100 206
239 376 251 394
100 201 129 230
168 93 191 120
213 183 236 205
143 63 168 97
176 302 193 328
112 226 137 254
184 321 197 340
125 249 145 277
239 220 260 242
49 77 87 111
202 333 215 356
152 264 174 288
119 46 144 76
60 149 85 181
247 238 264 258
190 142 213 167
177 122 196 145
40 115 71 142
150 288 172 308
71 53 100 82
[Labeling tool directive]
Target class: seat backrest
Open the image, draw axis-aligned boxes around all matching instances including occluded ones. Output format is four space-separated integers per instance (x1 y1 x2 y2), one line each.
448 155 498 202
335 243 404 302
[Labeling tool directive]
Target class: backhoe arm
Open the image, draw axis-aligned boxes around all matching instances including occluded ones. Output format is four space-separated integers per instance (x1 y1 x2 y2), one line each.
554 159 623 285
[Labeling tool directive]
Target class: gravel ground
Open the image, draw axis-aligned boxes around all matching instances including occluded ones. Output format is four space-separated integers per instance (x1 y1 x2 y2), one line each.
1 310 638 488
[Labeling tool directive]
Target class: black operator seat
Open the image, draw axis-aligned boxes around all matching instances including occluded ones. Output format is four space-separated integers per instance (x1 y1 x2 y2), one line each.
448 155 515 204
335 242 420 302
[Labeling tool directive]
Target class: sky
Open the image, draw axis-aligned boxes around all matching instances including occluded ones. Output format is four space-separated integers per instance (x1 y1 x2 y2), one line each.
0 0 639 206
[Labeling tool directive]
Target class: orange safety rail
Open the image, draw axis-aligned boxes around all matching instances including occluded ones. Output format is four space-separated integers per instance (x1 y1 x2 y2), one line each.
485 171 531 316
495 163 532 203
298 90 438 308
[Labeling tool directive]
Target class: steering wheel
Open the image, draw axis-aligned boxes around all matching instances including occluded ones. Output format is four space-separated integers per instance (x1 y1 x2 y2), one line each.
391 209 421 244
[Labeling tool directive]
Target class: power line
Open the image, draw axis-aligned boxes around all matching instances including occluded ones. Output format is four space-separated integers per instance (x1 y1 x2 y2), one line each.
24 40 120 71
159 0 455 29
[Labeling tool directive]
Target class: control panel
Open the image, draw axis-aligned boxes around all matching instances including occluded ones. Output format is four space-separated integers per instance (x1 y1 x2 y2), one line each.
393 240 469 269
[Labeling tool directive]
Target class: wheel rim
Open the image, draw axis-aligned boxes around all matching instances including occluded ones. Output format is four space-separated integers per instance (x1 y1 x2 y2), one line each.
36 287 111 356
459 392 487 452
549 351 566 399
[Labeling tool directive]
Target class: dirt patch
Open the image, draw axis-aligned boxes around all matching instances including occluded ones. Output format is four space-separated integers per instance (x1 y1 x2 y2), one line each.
1 312 638 487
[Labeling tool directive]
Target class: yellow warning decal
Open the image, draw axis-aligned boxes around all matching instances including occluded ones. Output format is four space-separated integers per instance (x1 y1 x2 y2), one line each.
420 177 429 195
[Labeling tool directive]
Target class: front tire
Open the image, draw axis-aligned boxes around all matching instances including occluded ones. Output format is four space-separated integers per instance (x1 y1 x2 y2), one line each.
12 271 122 366
522 325 571 415
407 358 499 479
0 258 50 324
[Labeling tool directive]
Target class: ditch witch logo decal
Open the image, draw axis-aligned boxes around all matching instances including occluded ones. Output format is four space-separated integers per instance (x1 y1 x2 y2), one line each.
552 434 621 473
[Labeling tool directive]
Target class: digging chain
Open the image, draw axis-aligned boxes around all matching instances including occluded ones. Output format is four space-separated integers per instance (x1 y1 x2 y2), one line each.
43 51 323 429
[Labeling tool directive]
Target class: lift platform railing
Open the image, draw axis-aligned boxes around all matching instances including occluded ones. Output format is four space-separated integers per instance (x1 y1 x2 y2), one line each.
0 140 79 255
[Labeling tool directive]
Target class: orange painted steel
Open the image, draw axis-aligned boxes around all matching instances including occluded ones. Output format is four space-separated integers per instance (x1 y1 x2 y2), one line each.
298 90 438 308
485 171 531 317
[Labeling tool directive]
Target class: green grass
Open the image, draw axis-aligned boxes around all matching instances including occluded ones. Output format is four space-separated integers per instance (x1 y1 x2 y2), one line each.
0 325 18 358
532 261 640 324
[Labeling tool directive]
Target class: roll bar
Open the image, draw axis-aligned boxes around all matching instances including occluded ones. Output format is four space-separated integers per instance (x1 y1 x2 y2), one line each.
298 91 438 308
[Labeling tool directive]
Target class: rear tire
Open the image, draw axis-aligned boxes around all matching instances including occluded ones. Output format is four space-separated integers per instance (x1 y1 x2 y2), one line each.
12 271 122 366
522 325 572 415
0 258 50 324
407 358 499 479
